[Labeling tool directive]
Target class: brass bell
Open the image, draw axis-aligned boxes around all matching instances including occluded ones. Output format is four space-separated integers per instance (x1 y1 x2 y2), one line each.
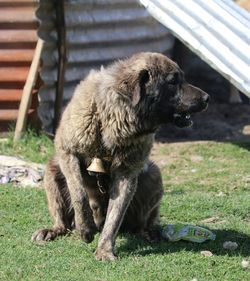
87 157 106 174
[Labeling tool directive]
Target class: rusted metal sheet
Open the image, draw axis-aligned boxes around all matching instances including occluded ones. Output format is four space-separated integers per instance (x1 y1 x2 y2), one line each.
36 0 174 133
0 0 38 131
140 0 250 98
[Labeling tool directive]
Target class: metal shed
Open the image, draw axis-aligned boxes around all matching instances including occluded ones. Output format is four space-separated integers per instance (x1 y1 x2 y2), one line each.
140 0 250 98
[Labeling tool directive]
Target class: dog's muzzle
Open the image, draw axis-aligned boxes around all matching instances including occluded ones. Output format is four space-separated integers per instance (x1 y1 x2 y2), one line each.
173 113 193 128
173 93 209 128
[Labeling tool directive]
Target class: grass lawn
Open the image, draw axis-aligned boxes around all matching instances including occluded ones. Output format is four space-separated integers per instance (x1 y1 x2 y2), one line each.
0 131 250 281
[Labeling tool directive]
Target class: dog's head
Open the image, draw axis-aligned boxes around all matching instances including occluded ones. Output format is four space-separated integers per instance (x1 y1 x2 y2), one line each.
115 52 209 129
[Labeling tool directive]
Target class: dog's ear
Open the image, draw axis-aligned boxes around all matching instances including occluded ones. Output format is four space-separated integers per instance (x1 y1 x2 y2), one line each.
132 69 149 106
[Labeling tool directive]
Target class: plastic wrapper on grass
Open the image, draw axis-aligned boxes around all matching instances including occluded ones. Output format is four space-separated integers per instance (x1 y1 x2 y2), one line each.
161 223 216 243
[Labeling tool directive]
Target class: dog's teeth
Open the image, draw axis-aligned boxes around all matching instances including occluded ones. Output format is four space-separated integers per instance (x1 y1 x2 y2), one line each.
185 115 190 119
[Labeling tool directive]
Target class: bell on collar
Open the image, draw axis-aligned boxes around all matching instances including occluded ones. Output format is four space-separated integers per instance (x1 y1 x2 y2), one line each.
87 157 106 174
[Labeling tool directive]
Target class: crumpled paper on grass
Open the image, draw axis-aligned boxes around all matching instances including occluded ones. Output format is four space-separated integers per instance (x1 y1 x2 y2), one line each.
0 155 45 187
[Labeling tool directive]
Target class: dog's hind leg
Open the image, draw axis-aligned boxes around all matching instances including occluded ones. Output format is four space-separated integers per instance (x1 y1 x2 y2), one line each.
138 162 163 241
121 161 163 241
32 158 73 242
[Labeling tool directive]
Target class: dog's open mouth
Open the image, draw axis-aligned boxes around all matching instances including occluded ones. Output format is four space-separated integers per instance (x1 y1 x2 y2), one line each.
173 113 193 128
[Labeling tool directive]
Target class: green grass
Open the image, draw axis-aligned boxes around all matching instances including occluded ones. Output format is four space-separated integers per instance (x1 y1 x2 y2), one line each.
0 132 250 281
0 129 54 163
158 141 250 193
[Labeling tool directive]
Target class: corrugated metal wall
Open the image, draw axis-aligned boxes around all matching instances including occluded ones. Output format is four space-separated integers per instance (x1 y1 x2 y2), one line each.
0 0 38 131
36 0 174 133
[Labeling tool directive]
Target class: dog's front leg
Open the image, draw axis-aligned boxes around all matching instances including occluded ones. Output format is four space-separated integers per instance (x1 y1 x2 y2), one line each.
95 173 137 261
59 152 97 243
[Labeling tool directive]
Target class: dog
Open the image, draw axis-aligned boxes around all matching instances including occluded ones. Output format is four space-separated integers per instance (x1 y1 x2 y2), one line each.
32 52 209 261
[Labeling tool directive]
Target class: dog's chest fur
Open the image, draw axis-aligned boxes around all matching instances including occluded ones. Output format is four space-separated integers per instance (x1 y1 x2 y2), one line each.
55 70 154 172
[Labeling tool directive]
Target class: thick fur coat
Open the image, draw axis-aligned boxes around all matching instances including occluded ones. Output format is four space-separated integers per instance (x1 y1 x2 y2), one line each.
32 52 209 261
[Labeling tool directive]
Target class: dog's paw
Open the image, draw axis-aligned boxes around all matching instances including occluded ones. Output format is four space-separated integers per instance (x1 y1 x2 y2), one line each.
31 229 56 242
31 227 68 242
95 248 118 261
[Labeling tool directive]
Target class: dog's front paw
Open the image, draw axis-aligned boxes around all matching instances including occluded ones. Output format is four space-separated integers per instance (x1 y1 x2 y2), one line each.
95 248 117 261
31 228 57 242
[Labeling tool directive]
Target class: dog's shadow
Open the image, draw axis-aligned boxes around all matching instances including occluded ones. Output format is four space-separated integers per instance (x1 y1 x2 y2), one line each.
118 228 250 257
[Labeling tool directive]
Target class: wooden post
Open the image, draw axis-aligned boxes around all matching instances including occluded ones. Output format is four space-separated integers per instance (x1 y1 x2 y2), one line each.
14 39 44 142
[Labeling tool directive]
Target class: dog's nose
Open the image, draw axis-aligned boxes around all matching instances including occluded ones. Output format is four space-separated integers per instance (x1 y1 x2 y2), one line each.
202 93 210 103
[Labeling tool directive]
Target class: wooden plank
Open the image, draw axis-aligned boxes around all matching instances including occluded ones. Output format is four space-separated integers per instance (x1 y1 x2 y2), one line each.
0 49 34 62
0 67 29 82
0 21 37 29
0 109 18 120
0 82 25 89
0 109 34 121
14 39 43 142
0 7 36 23
0 30 37 43
0 92 37 109
0 6 35 23
0 99 37 109
0 89 37 103
0 42 36 49
0 89 22 101
0 0 35 3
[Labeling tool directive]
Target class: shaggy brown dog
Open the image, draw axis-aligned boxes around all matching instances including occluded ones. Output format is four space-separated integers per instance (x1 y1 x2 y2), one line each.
32 52 209 261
